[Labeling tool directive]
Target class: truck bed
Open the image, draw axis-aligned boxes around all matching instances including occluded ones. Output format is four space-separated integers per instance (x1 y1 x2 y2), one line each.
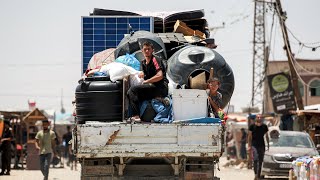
76 122 222 158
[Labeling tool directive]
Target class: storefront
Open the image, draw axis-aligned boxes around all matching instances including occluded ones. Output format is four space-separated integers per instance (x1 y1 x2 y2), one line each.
297 110 320 146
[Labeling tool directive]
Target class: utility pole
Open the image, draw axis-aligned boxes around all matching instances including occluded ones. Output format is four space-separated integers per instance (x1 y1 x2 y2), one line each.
274 0 304 110
264 46 270 113
251 0 266 113
249 0 266 170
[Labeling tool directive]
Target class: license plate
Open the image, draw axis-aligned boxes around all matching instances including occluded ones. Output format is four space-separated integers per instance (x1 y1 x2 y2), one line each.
277 105 286 110
279 163 292 168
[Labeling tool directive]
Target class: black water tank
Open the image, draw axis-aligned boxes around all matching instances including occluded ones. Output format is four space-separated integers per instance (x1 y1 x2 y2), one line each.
167 45 234 108
75 76 123 123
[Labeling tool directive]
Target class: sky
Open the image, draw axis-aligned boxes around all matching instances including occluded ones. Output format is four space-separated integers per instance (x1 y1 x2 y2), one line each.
1 0 320 113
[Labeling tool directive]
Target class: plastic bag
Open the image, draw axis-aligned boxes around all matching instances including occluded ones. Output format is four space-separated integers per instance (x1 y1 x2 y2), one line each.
87 48 116 70
129 74 144 87
115 53 140 71
93 71 107 76
101 62 141 82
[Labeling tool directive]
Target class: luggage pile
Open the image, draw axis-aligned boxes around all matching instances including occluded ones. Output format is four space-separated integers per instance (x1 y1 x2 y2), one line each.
290 156 320 180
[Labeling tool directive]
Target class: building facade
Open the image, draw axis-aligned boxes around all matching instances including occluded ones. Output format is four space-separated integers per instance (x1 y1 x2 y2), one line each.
265 59 320 113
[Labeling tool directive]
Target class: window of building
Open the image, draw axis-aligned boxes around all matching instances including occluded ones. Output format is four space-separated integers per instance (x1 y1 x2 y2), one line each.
309 79 320 96
298 80 304 96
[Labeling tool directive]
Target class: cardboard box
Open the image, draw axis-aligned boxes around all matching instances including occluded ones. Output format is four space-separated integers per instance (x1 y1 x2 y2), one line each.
189 71 206 89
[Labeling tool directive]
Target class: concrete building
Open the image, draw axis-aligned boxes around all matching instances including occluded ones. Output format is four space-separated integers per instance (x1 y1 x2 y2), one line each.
265 59 320 113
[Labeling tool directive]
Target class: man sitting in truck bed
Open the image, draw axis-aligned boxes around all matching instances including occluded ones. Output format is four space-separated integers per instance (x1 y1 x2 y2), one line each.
127 41 169 122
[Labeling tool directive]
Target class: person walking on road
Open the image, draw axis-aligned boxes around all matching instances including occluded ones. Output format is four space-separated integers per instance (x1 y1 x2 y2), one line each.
35 120 56 180
240 128 247 160
0 120 13 176
62 125 72 166
248 115 269 180
68 140 77 171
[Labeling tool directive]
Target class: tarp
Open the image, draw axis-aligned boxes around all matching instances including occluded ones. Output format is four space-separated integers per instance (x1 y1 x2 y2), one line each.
227 114 247 122
226 114 248 131
43 110 74 125
229 121 247 130
54 112 74 124
297 110 320 116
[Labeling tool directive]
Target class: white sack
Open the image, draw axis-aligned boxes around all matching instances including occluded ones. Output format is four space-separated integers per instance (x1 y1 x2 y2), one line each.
101 62 141 82
129 74 144 87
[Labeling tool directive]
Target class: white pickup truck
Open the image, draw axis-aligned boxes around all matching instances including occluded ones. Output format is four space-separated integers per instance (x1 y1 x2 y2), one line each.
75 120 222 179
75 9 234 179
74 88 224 179
75 119 223 179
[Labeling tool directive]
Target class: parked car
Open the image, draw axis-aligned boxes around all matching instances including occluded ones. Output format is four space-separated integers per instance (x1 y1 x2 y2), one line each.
261 131 318 178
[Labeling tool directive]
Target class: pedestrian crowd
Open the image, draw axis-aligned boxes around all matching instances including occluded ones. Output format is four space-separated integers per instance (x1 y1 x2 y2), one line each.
0 120 77 180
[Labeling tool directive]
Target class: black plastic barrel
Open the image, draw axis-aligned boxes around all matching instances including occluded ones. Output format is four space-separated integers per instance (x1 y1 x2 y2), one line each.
75 76 123 123
167 45 234 108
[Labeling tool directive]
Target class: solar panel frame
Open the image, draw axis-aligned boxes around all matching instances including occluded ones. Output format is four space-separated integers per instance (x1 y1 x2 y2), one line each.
81 16 154 74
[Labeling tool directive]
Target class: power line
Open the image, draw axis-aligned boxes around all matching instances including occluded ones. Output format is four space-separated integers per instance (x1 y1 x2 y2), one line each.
274 0 304 110
276 13 320 89
293 59 320 75
289 53 320 89
211 2 252 33
270 2 320 89
0 93 74 98
218 48 251 54
286 26 320 50
1 62 79 67
268 3 320 89
229 13 251 25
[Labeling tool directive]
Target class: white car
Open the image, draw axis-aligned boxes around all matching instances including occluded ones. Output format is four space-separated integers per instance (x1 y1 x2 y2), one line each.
261 131 318 178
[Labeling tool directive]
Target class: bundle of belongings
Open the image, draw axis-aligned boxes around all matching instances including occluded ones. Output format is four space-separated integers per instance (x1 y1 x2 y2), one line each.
84 51 174 123
85 53 143 86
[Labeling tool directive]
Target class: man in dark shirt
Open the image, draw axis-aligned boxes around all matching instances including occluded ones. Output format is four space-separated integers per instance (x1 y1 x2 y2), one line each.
248 115 269 180
0 120 13 175
140 48 168 95
127 41 168 122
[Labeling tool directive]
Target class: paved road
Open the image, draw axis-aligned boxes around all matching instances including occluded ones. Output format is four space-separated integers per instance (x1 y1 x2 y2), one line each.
216 157 254 180
216 159 288 180
2 157 288 180
0 166 80 180
0 167 287 180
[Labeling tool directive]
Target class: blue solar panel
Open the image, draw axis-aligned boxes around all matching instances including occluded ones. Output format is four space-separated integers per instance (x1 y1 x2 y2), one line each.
81 16 154 73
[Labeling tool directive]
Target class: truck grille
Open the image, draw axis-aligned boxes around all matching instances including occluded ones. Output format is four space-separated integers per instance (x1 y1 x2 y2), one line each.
273 155 295 162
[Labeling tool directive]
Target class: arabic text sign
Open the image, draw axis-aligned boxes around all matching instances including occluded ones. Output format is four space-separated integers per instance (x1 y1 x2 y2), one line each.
268 72 296 113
